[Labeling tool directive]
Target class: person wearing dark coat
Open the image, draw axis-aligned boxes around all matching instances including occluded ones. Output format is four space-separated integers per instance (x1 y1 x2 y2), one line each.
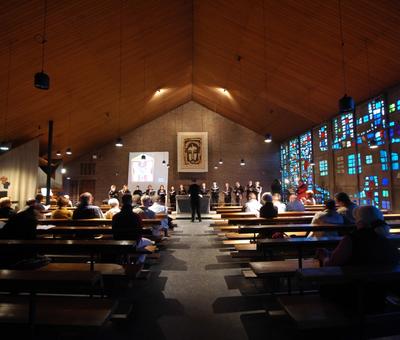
188 179 202 222
0 197 16 218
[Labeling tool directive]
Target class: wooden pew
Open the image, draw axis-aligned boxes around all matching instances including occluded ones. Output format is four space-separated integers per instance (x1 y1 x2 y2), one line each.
37 217 165 226
0 239 142 271
257 235 400 268
0 270 114 330
278 265 400 333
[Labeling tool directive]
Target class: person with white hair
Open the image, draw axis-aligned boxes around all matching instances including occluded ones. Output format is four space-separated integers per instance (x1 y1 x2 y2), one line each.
317 205 397 266
104 198 120 219
259 193 278 218
316 205 399 312
245 192 262 214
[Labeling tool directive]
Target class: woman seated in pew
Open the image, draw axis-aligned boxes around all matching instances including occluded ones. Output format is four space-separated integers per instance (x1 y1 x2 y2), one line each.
0 197 16 218
335 192 358 224
245 192 262 214
51 196 73 219
286 194 305 212
309 199 343 237
104 198 120 219
316 205 397 312
112 194 154 264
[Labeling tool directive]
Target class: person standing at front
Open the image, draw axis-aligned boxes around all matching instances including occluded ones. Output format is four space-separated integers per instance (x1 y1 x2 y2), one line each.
188 179 202 222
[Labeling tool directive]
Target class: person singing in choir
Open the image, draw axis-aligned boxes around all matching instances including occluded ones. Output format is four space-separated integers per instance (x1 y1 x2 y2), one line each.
223 182 232 206
210 182 220 207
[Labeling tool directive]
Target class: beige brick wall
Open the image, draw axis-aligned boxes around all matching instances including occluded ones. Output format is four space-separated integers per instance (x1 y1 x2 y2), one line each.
64 101 280 204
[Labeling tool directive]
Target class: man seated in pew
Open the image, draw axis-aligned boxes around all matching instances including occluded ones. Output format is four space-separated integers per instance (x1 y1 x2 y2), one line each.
286 194 305 212
259 193 278 218
309 199 343 237
0 199 41 240
133 185 143 197
112 194 153 264
51 196 73 219
133 195 156 219
245 192 262 214
0 197 16 218
272 193 286 213
0 199 50 268
316 205 397 312
149 195 169 237
104 198 120 219
132 194 141 209
72 192 104 219
335 192 358 224
35 193 49 212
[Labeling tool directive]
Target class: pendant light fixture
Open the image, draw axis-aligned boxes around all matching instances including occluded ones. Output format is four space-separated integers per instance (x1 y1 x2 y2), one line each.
262 0 272 144
337 0 355 113
34 0 50 90
264 133 272 143
1 43 13 152
65 148 72 155
115 0 124 147
55 150 62 157
240 159 246 166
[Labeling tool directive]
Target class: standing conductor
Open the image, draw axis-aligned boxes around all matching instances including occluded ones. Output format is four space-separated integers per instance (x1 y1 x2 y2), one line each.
188 179 202 222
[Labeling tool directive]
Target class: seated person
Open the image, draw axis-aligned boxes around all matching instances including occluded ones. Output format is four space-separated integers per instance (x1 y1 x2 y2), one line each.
104 198 120 219
35 193 49 212
133 185 143 196
112 194 153 264
245 192 262 214
63 194 73 207
272 193 286 213
0 199 41 239
0 200 48 268
310 199 343 237
149 195 169 237
72 192 104 219
303 190 316 205
51 196 73 219
286 194 305 212
259 193 278 218
317 205 398 312
132 194 141 209
133 195 156 219
335 192 358 224
0 197 16 218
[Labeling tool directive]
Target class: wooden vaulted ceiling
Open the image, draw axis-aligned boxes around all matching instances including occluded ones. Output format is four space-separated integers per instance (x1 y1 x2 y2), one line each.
1 0 400 161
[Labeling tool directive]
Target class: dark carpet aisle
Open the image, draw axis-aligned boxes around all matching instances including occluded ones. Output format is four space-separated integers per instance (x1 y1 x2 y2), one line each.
103 220 281 340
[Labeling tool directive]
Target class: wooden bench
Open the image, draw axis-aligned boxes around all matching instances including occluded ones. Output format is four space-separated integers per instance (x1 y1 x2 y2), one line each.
278 265 400 333
249 259 320 294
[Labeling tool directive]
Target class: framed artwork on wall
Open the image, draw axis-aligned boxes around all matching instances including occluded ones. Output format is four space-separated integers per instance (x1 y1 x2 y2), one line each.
177 132 208 172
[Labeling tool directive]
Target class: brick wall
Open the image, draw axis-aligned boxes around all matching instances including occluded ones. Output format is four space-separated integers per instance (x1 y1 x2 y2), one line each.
64 101 280 204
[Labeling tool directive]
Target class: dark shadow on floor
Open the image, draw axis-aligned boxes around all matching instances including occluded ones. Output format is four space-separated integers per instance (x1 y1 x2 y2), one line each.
205 262 248 270
212 295 278 314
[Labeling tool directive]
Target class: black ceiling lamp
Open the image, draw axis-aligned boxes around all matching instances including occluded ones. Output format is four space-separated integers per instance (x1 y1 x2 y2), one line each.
115 0 124 148
55 150 62 157
337 0 355 113
240 159 245 166
34 0 50 90
1 43 13 152
264 133 272 143
141 154 146 160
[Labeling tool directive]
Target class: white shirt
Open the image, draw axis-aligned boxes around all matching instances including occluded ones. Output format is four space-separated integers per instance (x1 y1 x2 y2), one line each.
273 201 286 213
149 202 168 228
245 199 262 213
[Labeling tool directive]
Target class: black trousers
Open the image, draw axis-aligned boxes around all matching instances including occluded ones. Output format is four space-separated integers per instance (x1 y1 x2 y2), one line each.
190 199 201 221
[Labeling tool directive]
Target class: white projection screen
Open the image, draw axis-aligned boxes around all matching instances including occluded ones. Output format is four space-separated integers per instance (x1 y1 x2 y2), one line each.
128 152 169 196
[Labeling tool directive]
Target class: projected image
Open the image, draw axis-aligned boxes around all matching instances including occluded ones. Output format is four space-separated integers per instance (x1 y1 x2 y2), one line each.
131 154 154 182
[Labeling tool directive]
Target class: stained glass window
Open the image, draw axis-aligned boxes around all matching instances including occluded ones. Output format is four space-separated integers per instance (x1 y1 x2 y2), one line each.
336 156 345 174
365 154 373 164
319 160 328 177
392 152 399 171
289 137 300 184
359 175 390 209
318 125 328 152
380 150 389 171
348 154 356 175
314 185 330 203
280 143 289 192
299 131 313 189
389 98 400 143
356 97 386 147
332 112 354 150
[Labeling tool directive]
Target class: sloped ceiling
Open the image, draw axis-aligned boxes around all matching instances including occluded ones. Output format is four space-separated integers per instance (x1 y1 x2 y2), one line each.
1 0 400 161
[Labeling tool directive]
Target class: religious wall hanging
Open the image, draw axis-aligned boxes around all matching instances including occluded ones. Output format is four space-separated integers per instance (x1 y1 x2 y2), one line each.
177 132 208 172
